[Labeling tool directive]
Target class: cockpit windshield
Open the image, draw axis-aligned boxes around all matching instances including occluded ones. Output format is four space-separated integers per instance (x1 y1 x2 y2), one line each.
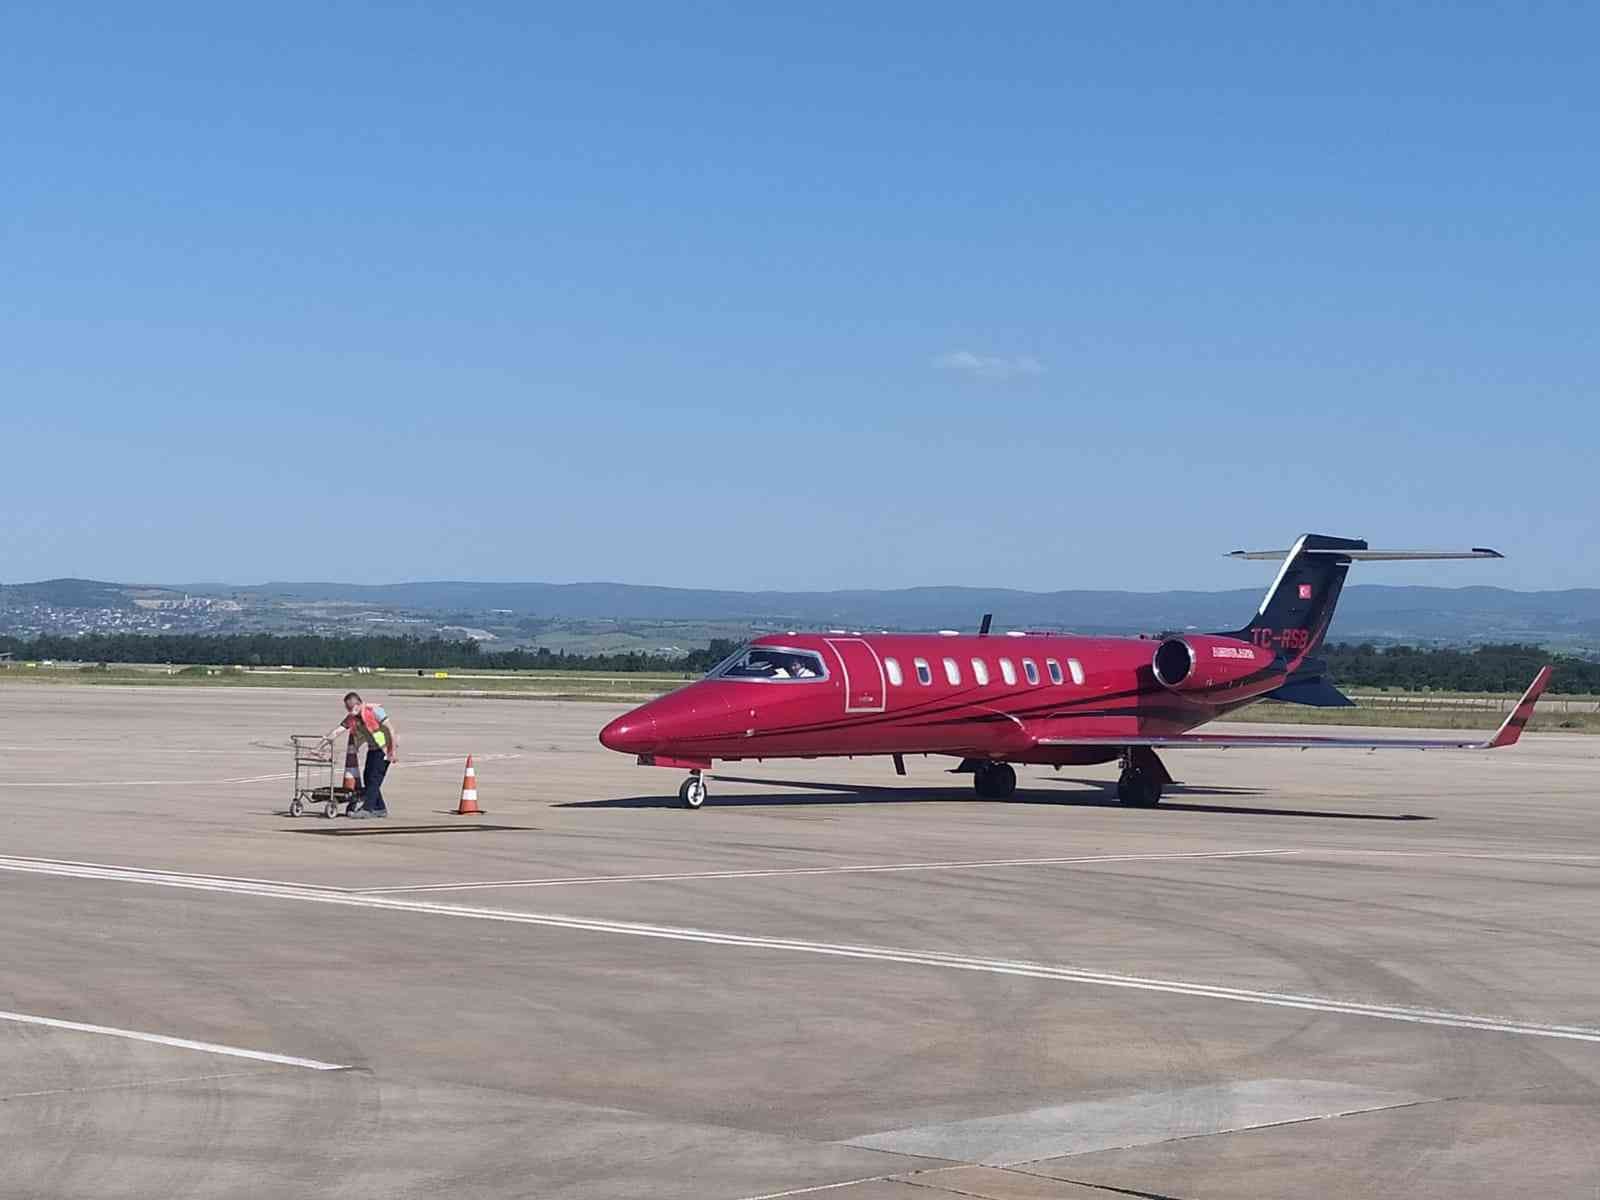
712 646 827 681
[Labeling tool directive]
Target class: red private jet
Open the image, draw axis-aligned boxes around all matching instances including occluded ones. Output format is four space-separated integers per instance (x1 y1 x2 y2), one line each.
599 535 1552 809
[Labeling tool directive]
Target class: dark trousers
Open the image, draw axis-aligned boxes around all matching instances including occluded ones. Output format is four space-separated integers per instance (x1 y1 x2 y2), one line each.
360 750 390 813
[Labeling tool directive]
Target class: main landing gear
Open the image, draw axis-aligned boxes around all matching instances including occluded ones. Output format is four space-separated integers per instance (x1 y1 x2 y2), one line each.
972 761 1017 800
1117 747 1171 807
678 772 707 809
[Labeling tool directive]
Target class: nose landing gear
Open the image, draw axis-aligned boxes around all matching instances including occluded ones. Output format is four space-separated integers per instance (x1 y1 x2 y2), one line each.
678 772 707 809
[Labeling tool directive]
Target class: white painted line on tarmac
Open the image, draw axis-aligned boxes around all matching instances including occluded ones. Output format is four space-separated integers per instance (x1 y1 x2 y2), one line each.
740 1173 929 1200
0 746 228 754
350 847 1600 896
1324 850 1600 863
0 1010 350 1071
0 855 358 891
0 856 351 899
0 752 521 788
0 774 292 788
354 848 1308 894
4 855 1600 1046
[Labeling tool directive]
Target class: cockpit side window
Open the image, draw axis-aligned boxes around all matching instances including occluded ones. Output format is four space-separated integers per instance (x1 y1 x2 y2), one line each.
714 647 827 681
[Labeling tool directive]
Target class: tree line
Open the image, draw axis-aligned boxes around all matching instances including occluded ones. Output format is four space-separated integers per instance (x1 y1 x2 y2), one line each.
1 633 1595 692
0 632 741 675
1318 642 1597 694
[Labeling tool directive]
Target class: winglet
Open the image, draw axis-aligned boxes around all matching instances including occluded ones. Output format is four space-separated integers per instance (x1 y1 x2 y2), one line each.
1486 666 1554 748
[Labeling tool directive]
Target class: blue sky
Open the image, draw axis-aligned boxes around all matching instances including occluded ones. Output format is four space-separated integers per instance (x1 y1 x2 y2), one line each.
4 3 1596 592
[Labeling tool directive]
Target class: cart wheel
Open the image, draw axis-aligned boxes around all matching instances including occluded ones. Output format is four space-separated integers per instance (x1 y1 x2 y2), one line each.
324 799 339 819
289 798 304 818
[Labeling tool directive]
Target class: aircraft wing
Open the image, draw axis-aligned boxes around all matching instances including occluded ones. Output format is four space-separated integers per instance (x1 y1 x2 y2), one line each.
1036 667 1553 752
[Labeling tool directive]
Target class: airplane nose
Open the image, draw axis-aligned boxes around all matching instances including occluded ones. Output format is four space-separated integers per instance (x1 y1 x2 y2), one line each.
599 712 657 754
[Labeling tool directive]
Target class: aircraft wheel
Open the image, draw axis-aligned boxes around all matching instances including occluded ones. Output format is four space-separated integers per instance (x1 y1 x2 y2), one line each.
679 775 707 809
1117 770 1162 807
974 762 1017 800
991 762 1017 798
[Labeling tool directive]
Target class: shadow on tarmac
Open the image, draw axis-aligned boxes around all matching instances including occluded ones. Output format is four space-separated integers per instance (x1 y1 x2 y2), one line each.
285 823 532 836
559 774 1432 821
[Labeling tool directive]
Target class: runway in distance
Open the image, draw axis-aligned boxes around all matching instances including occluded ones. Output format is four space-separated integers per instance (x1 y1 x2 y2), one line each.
599 535 1553 808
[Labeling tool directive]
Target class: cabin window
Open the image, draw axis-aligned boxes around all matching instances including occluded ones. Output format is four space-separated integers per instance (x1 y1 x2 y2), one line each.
1068 658 1085 685
885 657 903 687
1023 659 1040 685
714 647 826 681
999 658 1017 686
970 658 990 685
914 657 933 686
1046 659 1063 685
942 657 961 685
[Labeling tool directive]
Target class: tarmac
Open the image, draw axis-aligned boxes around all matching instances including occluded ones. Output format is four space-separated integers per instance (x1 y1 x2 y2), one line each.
2 683 1598 1199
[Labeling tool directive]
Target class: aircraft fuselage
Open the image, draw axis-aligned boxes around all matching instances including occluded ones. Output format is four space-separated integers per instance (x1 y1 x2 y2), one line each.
599 630 1281 768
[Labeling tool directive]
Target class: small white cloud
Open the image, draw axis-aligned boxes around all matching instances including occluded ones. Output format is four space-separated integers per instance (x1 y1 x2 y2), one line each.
932 350 1044 380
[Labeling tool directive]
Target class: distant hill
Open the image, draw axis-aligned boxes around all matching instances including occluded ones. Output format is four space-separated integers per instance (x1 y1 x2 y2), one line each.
212 579 1599 639
6 575 1587 648
0 578 146 609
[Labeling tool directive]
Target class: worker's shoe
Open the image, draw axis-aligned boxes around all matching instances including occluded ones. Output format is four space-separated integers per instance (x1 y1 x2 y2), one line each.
347 808 372 820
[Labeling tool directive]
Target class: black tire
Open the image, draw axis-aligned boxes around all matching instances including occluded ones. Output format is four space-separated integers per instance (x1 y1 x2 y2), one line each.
1118 770 1161 807
678 777 706 809
974 762 1017 799
990 762 1016 798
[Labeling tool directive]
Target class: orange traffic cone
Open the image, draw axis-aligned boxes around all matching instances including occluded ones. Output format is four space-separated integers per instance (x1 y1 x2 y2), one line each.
342 743 360 794
456 755 481 814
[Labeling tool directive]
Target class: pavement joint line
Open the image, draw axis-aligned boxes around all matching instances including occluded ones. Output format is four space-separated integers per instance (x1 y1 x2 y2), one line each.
0 1010 351 1071
992 1092 1461 1169
1028 1175 1185 1200
894 1176 1002 1198
5 855 1600 1046
736 1088 1514 1200
892 1178 992 1198
351 849 1310 893
1 1068 283 1103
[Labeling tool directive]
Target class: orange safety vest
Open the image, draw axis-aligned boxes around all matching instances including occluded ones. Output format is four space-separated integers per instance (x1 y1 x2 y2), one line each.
344 704 389 750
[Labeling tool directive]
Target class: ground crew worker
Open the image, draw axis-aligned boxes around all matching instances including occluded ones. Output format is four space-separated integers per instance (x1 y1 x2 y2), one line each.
322 691 398 819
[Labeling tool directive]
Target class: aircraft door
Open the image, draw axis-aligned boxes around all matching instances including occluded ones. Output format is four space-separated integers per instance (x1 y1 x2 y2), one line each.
825 638 887 713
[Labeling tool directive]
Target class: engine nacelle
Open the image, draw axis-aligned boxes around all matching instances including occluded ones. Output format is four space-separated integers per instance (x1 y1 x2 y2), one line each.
1151 634 1273 694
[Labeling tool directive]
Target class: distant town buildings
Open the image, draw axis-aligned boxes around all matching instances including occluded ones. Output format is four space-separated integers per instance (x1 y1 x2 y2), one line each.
0 597 492 643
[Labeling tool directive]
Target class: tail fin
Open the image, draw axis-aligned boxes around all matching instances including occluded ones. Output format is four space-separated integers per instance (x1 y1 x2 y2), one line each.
1223 534 1365 667
1221 535 1503 669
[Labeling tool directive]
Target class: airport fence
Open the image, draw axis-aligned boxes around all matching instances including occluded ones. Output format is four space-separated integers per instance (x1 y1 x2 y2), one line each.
1348 693 1600 715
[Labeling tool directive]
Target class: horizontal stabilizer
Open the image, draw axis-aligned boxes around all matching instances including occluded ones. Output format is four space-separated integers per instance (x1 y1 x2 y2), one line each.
1228 547 1503 561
